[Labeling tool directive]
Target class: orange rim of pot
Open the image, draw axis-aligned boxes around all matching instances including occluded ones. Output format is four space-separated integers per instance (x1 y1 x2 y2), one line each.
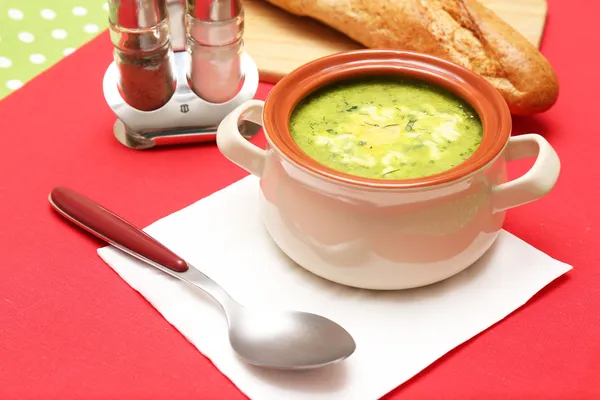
262 50 512 189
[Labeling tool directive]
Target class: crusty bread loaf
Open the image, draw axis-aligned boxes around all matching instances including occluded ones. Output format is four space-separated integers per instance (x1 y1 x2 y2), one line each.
263 0 559 116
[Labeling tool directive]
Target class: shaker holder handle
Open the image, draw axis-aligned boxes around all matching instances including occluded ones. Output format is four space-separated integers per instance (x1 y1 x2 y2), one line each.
216 100 266 177
492 134 560 213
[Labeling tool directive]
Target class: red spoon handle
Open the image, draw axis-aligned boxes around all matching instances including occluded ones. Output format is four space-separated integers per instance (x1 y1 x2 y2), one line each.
49 187 188 272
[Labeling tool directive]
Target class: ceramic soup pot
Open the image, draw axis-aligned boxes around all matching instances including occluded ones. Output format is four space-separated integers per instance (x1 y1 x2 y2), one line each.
216 50 560 290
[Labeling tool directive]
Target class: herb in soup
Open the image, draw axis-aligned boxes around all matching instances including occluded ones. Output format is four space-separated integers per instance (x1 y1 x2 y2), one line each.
289 78 484 180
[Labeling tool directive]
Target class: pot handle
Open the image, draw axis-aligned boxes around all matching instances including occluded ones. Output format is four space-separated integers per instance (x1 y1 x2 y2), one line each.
216 100 266 177
492 133 560 213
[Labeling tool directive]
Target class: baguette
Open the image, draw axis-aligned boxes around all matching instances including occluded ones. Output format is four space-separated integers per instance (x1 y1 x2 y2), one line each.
263 0 559 116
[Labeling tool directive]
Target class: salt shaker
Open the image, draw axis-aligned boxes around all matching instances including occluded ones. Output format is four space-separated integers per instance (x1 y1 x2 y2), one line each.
186 0 245 103
108 0 177 111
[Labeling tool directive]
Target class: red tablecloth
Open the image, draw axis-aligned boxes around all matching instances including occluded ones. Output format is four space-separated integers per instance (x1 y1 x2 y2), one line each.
1 1 598 398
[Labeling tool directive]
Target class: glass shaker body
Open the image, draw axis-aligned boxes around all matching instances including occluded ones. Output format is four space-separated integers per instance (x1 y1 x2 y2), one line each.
186 0 244 104
108 0 177 112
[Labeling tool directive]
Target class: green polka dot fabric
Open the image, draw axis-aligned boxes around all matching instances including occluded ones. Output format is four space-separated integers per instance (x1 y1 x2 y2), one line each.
0 1 108 99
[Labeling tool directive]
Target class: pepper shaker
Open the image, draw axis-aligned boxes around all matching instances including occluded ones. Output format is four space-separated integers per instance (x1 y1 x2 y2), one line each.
108 0 177 111
186 0 245 103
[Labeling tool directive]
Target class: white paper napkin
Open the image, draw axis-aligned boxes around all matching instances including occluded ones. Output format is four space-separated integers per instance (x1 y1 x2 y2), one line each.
97 176 572 400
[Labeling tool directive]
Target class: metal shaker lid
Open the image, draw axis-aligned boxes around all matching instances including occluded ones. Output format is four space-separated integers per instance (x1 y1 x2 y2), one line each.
108 0 169 29
186 0 243 22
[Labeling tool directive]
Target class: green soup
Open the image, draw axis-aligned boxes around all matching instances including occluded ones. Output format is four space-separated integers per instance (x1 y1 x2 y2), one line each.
289 77 483 180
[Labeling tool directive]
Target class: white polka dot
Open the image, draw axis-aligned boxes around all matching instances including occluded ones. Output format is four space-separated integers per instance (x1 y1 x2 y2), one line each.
8 9 24 20
0 57 12 68
29 54 46 64
18 32 35 43
51 29 68 39
63 48 75 56
103 3 109 12
6 80 23 90
83 24 99 34
72 7 87 16
40 9 56 20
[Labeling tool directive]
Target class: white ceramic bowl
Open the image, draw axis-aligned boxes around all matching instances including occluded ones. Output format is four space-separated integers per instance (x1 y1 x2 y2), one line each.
216 50 560 290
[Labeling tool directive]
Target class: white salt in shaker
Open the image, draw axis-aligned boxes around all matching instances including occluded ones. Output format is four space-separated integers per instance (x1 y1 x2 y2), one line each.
186 0 245 104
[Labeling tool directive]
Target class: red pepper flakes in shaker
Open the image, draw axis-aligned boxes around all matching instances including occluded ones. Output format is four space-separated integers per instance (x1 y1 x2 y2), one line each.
108 0 176 112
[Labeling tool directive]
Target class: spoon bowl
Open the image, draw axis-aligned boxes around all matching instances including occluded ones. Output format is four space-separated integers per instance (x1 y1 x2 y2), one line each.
228 307 356 369
48 186 356 370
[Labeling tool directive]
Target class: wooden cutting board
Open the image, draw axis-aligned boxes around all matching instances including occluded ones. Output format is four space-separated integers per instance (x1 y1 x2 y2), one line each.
243 0 548 83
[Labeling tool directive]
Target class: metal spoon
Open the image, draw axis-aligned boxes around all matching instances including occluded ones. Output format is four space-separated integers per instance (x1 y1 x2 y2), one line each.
48 187 356 370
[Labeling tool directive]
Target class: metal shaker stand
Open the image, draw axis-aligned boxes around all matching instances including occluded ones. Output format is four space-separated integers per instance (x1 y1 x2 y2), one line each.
103 51 259 149
102 0 259 150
